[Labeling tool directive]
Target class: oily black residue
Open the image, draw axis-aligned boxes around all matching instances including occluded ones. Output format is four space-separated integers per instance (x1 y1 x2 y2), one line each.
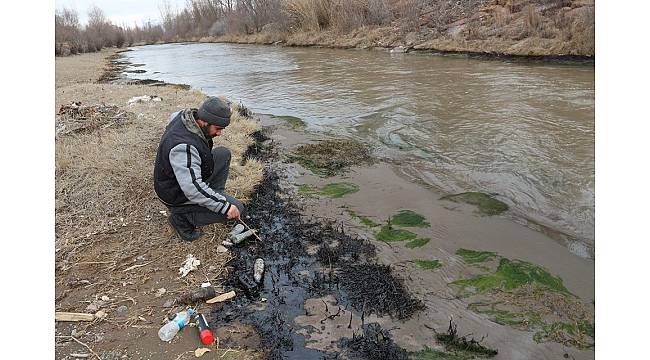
210 135 424 359
339 264 425 320
340 323 409 360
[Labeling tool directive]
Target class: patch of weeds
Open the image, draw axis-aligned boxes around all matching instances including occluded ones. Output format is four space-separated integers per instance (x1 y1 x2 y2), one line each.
346 209 380 227
412 260 441 270
375 224 418 242
298 182 359 198
533 320 595 350
452 258 572 296
411 348 472 360
390 210 430 228
456 248 498 264
290 139 374 177
276 115 306 129
405 238 431 248
440 192 509 216
435 318 498 358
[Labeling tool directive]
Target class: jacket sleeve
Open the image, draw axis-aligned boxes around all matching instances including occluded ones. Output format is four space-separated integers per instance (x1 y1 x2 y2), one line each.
168 143 231 215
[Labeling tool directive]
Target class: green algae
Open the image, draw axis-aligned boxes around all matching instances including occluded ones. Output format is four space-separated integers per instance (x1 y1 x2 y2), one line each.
276 115 306 129
452 258 572 296
405 238 431 248
411 348 472 360
298 182 359 198
291 139 373 177
345 209 380 227
468 302 542 328
456 248 499 264
375 224 418 242
390 209 430 228
533 320 595 350
440 192 509 216
412 259 441 270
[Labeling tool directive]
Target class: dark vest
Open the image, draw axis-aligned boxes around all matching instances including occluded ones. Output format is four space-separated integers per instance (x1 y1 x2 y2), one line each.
154 112 214 206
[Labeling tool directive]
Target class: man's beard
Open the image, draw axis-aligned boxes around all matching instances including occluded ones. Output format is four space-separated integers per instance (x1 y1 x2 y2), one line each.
200 124 213 138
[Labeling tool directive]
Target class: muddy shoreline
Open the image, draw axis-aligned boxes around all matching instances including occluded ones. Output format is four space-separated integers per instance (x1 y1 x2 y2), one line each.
125 39 594 65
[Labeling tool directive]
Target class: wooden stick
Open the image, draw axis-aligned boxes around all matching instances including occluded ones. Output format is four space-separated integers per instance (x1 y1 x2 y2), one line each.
56 312 95 322
237 218 262 242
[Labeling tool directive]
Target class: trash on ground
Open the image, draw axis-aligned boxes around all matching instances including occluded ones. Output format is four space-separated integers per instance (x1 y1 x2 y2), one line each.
116 305 128 313
201 282 211 288
206 290 236 304
216 245 229 253
179 254 200 277
253 258 265 283
194 347 211 357
127 95 162 104
177 286 216 305
196 313 215 345
230 229 256 245
238 273 259 298
229 223 245 236
221 240 233 247
55 312 95 322
158 308 196 342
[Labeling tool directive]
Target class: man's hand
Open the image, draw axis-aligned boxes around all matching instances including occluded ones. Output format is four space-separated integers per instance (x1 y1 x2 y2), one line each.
226 204 240 219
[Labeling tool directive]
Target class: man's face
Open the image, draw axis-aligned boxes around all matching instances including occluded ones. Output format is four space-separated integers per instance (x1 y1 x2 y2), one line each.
205 124 223 138
197 119 224 138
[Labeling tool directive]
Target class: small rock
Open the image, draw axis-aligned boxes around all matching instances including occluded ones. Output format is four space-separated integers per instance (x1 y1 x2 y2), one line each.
163 299 175 308
216 245 229 253
155 288 166 297
136 255 146 261
94 310 107 319
116 305 128 313
101 295 110 301
86 303 99 312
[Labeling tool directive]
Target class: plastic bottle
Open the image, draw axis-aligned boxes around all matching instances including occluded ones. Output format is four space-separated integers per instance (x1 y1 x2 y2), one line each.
158 308 196 342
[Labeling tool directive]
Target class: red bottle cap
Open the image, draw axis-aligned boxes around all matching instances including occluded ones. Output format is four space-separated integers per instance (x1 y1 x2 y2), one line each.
200 329 214 345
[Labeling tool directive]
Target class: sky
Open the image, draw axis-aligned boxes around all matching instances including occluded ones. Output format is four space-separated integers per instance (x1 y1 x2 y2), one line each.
54 0 187 27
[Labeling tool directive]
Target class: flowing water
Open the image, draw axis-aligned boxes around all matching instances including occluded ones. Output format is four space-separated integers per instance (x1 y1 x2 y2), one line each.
123 43 595 256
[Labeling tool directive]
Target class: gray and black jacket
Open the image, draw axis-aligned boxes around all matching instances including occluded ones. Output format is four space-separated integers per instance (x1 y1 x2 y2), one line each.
153 109 231 215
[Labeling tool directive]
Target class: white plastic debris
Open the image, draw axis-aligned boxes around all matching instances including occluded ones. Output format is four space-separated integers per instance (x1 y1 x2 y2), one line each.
178 254 200 277
221 240 233 247
201 282 211 288
216 245 229 253
127 95 162 105
253 258 265 283
229 224 245 237
231 229 256 245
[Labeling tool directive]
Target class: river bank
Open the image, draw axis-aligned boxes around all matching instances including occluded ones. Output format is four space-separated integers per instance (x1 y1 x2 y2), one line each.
55 48 595 359
119 0 594 61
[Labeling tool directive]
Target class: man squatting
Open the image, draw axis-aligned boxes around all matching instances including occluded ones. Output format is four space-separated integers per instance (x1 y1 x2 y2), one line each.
153 96 245 241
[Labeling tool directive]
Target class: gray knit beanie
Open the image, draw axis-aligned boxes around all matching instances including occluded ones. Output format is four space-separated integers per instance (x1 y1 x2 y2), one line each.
197 97 231 127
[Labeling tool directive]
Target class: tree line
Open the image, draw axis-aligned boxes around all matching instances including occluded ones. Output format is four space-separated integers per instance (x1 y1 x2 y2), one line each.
55 0 425 56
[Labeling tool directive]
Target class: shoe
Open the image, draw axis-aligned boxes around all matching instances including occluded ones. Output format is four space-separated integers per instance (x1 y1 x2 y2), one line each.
168 214 201 241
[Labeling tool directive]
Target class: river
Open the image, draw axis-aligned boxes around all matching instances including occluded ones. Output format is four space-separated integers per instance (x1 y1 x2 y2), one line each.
123 43 595 257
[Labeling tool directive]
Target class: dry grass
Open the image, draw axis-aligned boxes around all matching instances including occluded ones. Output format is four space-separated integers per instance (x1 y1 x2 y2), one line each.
55 50 264 359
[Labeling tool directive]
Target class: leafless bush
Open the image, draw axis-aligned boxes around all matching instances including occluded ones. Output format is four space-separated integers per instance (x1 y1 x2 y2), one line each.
523 4 541 34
